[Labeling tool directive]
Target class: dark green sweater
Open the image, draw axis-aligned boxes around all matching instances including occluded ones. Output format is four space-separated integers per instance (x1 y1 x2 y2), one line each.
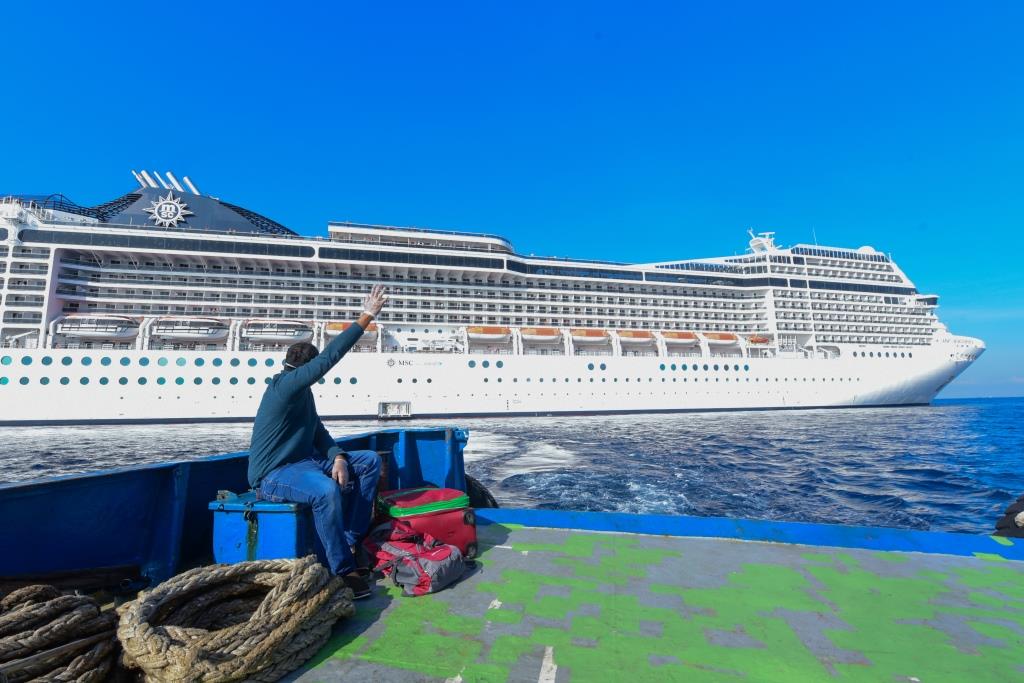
247 324 364 487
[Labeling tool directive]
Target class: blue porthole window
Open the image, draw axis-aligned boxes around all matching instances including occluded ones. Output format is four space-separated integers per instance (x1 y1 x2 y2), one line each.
230 378 239 385
120 357 131 366
1 377 11 385
40 377 50 385
333 377 342 384
247 377 256 384
194 378 203 385
482 360 490 368
175 377 185 385
659 364 666 371
61 357 72 366
588 363 595 370
350 377 357 384
213 358 223 367
195 358 205 367
734 364 740 371
42 356 53 366
496 360 504 368
99 377 108 385
744 364 750 371
102 357 113 366
139 357 149 366
156 378 165 385
119 377 128 385
60 377 70 385
0 356 10 366
21 356 32 366
670 364 676 371
468 360 476 368
20 377 30 385
82 357 93 366
713 364 719 371
176 358 187 367
79 377 89 385
681 364 688 371
212 377 221 385
248 359 258 367
703 364 709 371
157 357 168 366
599 363 607 370
138 377 147 385
230 358 240 367
265 359 275 367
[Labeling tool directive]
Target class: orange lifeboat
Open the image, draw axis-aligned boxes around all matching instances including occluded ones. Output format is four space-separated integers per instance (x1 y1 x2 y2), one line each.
660 331 699 345
617 329 655 345
747 335 770 345
467 325 511 342
703 332 739 345
571 328 610 344
520 327 561 343
326 321 378 341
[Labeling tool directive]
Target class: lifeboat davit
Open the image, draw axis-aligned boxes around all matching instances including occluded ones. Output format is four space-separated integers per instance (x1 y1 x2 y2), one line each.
703 332 739 345
660 331 699 345
747 335 770 345
571 328 610 344
326 321 378 341
56 315 139 340
151 317 229 342
241 320 313 344
617 330 655 345
467 326 511 342
519 327 561 343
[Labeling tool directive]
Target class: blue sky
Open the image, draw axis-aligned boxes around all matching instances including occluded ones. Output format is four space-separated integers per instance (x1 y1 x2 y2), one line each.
2 2 1021 397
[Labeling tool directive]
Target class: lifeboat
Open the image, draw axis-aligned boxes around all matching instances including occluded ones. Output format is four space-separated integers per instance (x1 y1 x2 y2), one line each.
703 332 739 345
151 317 229 342
519 327 561 343
617 330 655 345
467 326 511 342
660 331 699 346
326 321 378 342
56 315 139 340
241 320 313 344
747 335 771 345
571 328 610 345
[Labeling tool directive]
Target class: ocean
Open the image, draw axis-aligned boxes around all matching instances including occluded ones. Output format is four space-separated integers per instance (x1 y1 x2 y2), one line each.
1 397 1020 535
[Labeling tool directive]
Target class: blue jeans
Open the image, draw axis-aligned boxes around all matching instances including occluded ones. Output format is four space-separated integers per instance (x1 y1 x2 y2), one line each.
258 450 381 575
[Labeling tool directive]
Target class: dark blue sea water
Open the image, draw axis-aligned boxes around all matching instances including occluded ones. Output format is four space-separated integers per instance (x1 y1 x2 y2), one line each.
1 398 1020 534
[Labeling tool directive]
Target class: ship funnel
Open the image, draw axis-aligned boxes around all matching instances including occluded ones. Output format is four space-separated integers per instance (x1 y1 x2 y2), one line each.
165 171 186 193
181 176 201 195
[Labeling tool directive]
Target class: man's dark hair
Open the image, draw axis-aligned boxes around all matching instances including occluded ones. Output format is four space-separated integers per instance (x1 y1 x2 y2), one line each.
284 342 319 369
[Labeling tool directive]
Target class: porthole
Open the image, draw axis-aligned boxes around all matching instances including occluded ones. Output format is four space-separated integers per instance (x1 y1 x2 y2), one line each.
82 357 93 366
351 377 359 384
139 358 149 366
412 378 418 383
119 377 128 385
231 359 241 367
427 378 432 383
703 364 709 371
157 357 168 366
908 353 913 358
248 359 257 367
176 358 186 367
156 378 165 385
120 357 131 366
195 358 205 367
744 365 750 371
230 378 239 385
61 357 72 366
482 360 490 368
468 360 476 368
398 378 403 384
599 363 607 370
588 363 595 370
496 360 504 368
734 364 740 371
247 377 256 385
713 365 719 371
660 363 666 371
78 376 88 385
99 377 108 385
265 359 275 367
60 377 70 385
483 378 488 383
318 378 325 384
41 377 50 386
193 378 203 385
176 378 185 385
42 356 53 366
333 377 342 384
20 377 30 385
21 356 33 366
0 356 10 366
138 377 147 385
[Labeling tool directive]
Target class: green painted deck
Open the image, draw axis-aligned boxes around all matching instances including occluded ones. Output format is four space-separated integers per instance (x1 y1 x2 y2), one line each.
290 523 1022 682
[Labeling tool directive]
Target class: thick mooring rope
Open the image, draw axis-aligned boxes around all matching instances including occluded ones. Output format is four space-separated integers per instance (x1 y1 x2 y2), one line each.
0 585 117 683
117 555 355 682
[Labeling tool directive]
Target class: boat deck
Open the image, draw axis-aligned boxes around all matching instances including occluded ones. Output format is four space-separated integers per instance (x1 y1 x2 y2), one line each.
292 512 1023 682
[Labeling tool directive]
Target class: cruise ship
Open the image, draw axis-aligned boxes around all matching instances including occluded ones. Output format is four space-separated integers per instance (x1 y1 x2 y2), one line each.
0 171 984 424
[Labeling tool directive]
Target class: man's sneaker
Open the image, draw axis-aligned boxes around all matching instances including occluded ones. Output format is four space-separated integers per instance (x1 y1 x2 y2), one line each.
343 572 373 600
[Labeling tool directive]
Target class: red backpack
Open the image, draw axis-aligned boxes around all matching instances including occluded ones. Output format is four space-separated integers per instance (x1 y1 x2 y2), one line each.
362 519 466 596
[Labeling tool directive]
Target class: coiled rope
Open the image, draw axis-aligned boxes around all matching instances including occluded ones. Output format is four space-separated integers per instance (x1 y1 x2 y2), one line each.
117 555 354 682
0 585 117 683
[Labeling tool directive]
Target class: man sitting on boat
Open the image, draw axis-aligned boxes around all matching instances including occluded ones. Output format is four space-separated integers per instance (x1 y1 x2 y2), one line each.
247 285 388 599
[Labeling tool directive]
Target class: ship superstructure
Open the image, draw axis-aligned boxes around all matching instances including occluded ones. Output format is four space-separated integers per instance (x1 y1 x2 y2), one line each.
0 172 983 424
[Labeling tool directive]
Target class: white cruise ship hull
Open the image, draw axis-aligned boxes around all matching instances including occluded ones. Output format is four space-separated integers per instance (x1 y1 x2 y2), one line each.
0 339 980 425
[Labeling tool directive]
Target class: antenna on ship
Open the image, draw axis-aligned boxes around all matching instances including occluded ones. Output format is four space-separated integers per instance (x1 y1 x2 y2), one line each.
165 171 186 193
182 176 201 195
152 171 171 190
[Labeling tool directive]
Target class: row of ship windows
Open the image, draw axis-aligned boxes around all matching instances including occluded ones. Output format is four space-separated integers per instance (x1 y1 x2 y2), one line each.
852 351 913 358
0 376 359 386
0 355 280 368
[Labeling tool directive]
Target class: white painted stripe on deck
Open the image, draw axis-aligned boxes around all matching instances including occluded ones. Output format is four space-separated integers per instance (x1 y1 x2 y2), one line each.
538 646 557 683
488 599 503 610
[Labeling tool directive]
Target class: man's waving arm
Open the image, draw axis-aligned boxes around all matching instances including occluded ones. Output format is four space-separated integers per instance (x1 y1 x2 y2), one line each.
276 285 387 397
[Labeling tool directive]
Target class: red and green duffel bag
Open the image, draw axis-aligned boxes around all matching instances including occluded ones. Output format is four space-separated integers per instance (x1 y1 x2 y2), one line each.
377 487 477 558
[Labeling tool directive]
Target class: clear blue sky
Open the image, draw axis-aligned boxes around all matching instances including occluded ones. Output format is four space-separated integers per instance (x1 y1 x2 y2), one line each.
2 2 1021 397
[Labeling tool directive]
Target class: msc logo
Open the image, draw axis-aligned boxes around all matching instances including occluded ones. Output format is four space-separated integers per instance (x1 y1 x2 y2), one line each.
387 358 412 367
387 358 396 368
144 191 194 228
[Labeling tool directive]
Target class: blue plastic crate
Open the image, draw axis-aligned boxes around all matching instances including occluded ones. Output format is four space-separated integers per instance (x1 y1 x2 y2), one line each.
208 491 325 564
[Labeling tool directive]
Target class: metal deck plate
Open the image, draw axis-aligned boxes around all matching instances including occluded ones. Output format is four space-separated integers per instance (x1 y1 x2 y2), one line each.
291 523 1023 682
